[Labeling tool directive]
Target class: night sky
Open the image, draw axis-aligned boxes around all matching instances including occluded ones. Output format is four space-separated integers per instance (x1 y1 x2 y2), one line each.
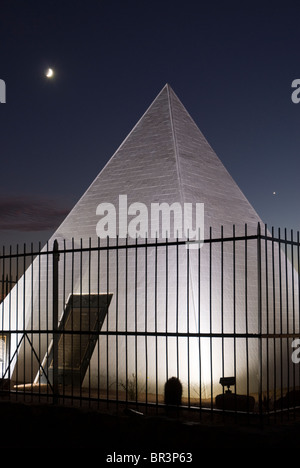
1 0 300 248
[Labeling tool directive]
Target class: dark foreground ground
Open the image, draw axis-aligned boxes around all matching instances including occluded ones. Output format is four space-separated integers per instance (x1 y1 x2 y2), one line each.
0 399 300 456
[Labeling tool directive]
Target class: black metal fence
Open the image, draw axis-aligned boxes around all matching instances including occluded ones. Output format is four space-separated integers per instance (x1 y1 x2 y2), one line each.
0 224 300 421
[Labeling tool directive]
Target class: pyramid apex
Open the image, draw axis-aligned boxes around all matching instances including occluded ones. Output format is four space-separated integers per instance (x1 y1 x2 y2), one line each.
155 83 177 105
160 83 173 93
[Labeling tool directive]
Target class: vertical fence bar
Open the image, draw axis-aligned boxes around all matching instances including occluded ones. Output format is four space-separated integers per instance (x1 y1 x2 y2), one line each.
62 239 66 404
221 226 224 412
46 242 49 402
134 237 138 407
286 228 291 415
88 237 91 405
106 235 109 407
278 228 283 418
116 235 119 411
176 237 179 380
0 249 4 383
52 239 59 405
71 238 75 405
264 224 269 417
8 246 12 393
145 237 148 411
97 237 101 406
271 227 277 419
0 257 3 308
165 237 168 386
291 229 295 414
155 236 158 408
209 227 213 414
0 248 4 384
257 223 263 419
125 236 128 404
79 238 83 406
245 224 250 415
37 242 41 401
198 233 202 416
284 228 289 414
15 243 19 399
187 233 190 407
233 225 237 413
22 243 26 400
297 231 300 404
30 242 34 400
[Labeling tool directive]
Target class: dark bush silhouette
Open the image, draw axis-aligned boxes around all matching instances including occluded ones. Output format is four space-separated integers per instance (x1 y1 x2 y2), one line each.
274 390 300 410
164 377 182 406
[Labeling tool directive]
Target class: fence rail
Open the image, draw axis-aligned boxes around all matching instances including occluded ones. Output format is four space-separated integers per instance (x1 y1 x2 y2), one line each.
0 224 300 421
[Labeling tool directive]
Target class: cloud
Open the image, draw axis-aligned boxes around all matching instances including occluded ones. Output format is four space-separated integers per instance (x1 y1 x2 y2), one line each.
0 196 70 231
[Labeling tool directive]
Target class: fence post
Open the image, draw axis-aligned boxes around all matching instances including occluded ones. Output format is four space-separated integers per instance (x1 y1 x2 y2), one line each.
257 223 263 421
52 239 60 404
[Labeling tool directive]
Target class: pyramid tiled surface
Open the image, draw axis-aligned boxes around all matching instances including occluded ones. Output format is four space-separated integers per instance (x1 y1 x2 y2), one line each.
52 84 262 243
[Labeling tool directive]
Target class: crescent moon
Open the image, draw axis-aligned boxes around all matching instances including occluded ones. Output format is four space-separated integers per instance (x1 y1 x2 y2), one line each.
46 68 53 78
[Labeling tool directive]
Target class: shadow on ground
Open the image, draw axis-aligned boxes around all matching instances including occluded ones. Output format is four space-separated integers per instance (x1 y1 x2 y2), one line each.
0 400 299 453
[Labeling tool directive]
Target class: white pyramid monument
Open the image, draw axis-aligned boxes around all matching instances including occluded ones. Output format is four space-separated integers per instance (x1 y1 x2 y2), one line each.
1 84 299 405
